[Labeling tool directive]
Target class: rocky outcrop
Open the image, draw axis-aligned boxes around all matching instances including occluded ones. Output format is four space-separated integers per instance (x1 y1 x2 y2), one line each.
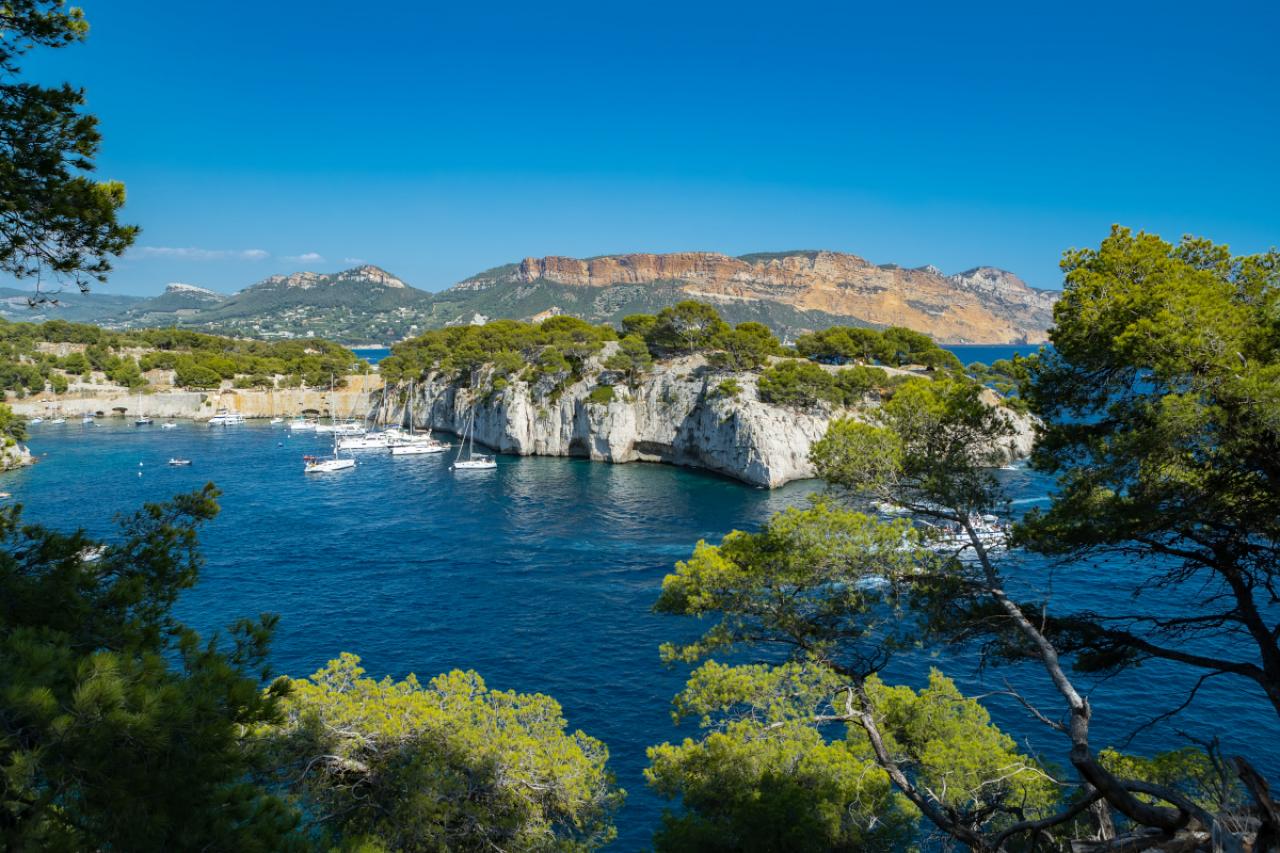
457 250 1057 344
378 353 1036 488
0 441 33 471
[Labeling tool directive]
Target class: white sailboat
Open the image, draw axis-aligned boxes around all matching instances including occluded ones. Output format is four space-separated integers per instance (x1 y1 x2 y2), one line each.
389 379 447 455
450 401 495 471
268 388 284 425
305 377 356 472
134 392 152 426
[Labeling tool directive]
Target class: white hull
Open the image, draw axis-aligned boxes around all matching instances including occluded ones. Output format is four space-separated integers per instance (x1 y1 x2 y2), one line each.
316 422 365 435
452 458 496 470
305 458 356 473
161 422 178 429
289 420 317 431
391 444 448 456
49 418 66 424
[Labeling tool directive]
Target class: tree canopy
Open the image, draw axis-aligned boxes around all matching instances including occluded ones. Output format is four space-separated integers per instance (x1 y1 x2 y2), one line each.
267 654 623 852
0 1 137 296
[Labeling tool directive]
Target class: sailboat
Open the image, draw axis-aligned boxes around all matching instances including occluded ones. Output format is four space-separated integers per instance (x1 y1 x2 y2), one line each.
390 378 446 455
450 399 496 471
268 387 284 425
134 392 152 425
305 376 356 472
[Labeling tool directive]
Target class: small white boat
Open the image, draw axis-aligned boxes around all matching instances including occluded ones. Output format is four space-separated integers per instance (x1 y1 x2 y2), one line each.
168 458 191 466
49 417 66 425
316 420 366 435
161 422 178 430
78 545 107 562
207 408 246 426
270 417 284 425
28 417 43 425
338 433 394 450
451 404 496 471
82 415 95 424
303 456 356 473
305 377 358 473
133 392 151 425
391 443 448 456
288 418 317 431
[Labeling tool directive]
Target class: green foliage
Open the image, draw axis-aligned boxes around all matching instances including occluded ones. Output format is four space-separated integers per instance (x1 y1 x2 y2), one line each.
269 653 623 851
713 378 741 398
587 384 615 405
795 324 961 372
655 501 930 670
0 319 363 393
647 704 915 852
1014 226 1280 712
174 360 222 389
0 402 28 441
644 301 730 355
602 334 653 386
812 377 1013 514
381 317 615 387
795 326 894 363
756 360 887 409
650 502 1060 845
0 486 303 850
1099 747 1239 813
707 321 781 371
0 1 138 293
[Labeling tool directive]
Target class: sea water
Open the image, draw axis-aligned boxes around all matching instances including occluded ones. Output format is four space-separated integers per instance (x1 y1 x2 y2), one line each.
9 371 1277 850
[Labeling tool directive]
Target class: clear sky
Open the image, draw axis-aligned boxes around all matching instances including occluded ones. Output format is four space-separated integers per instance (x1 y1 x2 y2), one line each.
20 0 1280 296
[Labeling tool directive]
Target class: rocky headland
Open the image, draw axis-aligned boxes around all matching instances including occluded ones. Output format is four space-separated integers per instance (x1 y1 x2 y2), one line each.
375 348 1035 488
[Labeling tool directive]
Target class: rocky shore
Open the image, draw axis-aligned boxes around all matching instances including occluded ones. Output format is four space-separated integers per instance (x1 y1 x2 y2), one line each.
376 354 1035 488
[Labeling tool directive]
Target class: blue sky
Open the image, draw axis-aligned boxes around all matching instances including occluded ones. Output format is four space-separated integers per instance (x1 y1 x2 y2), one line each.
20 0 1280 296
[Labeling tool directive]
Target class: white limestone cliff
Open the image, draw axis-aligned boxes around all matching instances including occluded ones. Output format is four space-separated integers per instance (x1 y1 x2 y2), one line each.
378 353 1037 488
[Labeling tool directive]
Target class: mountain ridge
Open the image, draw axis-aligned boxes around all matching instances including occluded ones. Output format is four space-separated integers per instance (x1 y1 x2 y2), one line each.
0 249 1058 344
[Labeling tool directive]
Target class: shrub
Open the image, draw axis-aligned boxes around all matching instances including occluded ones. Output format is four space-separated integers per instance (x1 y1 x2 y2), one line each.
714 378 742 398
588 384 616 405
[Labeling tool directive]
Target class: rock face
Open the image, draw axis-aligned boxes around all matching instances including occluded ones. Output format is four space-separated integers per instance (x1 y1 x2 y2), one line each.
0 441 33 471
379 353 1037 488
450 250 1057 344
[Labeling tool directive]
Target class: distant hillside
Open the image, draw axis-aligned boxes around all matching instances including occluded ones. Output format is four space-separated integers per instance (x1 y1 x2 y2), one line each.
0 287 142 324
157 265 434 342
432 251 1057 343
0 250 1057 344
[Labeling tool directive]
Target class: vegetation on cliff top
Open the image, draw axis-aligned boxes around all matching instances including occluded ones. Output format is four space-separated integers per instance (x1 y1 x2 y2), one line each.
0 318 366 397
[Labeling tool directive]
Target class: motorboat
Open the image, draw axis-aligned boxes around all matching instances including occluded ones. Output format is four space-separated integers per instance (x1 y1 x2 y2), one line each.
288 417 317 431
135 416 153 426
270 417 284 425
391 442 448 456
207 408 246 426
49 417 66 424
82 415 95 424
28 417 42 425
168 458 191 466
338 432 394 451
316 420 366 436
161 422 178 430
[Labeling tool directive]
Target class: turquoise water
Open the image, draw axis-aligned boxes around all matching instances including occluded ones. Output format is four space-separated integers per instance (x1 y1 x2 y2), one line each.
10 417 1275 847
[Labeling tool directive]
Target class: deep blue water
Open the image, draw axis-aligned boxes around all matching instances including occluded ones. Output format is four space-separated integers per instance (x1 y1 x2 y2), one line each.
9 403 1276 849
